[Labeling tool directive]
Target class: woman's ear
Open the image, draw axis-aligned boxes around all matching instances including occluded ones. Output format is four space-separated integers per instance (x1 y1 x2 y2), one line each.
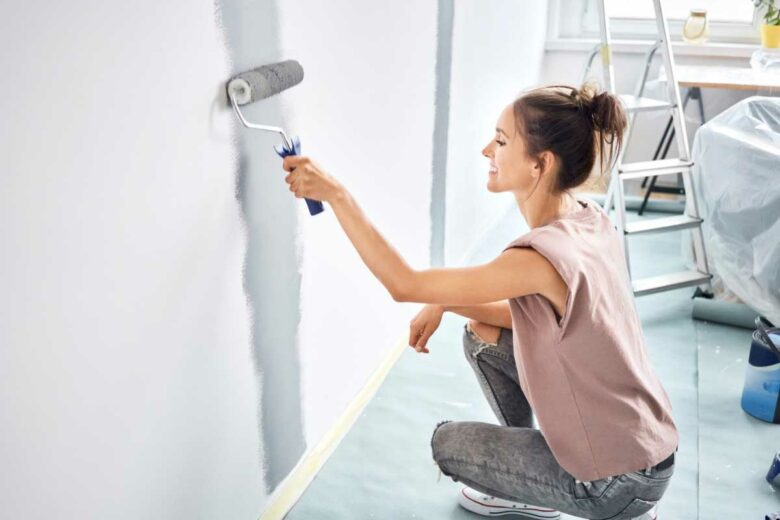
538 150 556 178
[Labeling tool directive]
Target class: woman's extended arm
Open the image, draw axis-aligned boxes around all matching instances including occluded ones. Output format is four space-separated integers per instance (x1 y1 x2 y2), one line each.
329 188 553 306
281 158 556 306
444 301 513 329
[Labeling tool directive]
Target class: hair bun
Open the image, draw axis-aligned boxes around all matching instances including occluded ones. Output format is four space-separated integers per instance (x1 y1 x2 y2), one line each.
569 87 593 119
582 88 625 134
573 81 628 172
588 91 610 130
511 81 628 192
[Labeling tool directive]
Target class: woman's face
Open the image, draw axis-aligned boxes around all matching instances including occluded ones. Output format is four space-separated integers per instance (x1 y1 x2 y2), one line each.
481 103 543 196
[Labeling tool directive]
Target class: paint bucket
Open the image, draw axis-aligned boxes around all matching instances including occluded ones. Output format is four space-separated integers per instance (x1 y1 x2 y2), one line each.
740 317 780 424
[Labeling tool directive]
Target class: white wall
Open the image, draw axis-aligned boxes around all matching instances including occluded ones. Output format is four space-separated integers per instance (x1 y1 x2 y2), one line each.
1 0 443 514
0 2 265 518
270 0 438 448
444 0 549 266
0 1 558 516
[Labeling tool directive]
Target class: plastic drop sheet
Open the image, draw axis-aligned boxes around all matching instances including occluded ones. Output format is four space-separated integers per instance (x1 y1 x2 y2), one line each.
688 96 780 324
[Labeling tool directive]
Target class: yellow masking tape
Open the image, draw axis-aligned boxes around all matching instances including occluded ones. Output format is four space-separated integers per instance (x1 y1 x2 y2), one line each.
600 44 612 66
260 328 410 519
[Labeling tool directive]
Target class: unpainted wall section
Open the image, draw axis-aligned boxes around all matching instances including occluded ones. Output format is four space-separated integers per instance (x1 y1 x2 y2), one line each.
271 0 439 448
444 0 548 266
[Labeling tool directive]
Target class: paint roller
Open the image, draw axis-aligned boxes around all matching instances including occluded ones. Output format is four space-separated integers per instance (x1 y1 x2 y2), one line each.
226 59 324 216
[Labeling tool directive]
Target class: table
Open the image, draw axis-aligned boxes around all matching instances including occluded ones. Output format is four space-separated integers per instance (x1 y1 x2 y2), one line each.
639 64 780 215
676 64 780 91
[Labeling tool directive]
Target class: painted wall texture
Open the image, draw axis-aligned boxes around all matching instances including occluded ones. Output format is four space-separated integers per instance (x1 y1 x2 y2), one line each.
219 0 308 495
0 2 266 518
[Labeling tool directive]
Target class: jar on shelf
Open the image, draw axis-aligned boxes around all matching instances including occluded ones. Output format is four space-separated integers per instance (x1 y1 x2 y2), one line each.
682 9 710 44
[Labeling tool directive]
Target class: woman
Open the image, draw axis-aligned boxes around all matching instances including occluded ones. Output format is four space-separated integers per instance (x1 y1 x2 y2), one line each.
281 82 678 520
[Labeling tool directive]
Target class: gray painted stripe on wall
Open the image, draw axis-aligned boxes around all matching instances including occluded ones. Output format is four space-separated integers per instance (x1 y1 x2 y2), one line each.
430 0 454 267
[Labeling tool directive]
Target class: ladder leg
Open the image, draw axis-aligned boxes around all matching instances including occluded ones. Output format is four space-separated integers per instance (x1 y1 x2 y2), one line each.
638 175 658 216
640 113 677 215
654 115 675 159
642 115 674 188
661 126 675 159
603 173 615 213
680 168 711 291
693 86 705 124
595 0 616 93
614 175 630 278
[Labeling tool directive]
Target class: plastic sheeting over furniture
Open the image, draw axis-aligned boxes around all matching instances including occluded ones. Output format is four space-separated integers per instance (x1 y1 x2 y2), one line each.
687 96 780 324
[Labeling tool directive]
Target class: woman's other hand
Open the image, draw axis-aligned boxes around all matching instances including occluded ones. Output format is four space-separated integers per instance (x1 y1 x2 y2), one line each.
282 156 344 204
409 305 445 354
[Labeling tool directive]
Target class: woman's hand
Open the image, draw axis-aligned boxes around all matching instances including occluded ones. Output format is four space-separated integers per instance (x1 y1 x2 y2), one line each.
409 304 445 354
282 156 344 204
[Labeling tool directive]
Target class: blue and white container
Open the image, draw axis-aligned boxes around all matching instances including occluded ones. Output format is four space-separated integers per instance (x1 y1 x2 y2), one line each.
740 317 780 424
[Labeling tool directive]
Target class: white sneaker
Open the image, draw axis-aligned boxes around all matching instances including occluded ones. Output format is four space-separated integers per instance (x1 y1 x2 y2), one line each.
457 485 561 518
632 504 658 520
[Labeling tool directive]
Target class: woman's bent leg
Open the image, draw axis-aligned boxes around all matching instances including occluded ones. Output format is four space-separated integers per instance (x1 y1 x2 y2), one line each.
430 420 672 520
431 421 579 514
463 321 533 428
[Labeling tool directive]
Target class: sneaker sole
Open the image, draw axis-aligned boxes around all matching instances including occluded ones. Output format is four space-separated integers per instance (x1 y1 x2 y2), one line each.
458 488 561 519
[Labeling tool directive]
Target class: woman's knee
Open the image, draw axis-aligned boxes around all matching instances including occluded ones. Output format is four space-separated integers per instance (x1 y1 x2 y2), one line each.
430 419 455 464
464 320 504 358
468 320 502 345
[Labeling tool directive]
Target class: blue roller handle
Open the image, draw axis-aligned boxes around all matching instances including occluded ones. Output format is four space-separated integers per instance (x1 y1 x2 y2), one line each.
274 135 325 216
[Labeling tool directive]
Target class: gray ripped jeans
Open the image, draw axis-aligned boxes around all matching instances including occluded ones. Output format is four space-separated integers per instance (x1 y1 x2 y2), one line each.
429 322 675 520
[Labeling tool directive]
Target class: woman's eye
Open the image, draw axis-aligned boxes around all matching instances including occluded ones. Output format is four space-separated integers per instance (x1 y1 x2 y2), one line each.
495 139 505 146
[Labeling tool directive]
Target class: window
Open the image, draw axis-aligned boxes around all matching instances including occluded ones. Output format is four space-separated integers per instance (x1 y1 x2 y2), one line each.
602 0 754 22
553 0 760 45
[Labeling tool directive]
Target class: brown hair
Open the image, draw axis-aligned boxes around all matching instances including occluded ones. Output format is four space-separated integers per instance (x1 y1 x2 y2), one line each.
512 82 627 192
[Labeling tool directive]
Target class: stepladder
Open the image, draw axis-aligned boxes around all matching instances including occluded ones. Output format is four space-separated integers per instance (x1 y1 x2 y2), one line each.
585 0 713 298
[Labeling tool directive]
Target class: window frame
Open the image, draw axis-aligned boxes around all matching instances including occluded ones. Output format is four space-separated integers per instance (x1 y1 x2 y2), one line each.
546 0 762 57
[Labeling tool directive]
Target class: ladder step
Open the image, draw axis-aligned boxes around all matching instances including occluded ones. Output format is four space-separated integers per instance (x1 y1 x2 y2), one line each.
619 94 675 113
618 158 693 180
624 215 702 235
633 270 712 297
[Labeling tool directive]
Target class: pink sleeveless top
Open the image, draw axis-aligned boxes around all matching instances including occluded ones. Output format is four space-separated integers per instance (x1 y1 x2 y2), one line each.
502 196 679 482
